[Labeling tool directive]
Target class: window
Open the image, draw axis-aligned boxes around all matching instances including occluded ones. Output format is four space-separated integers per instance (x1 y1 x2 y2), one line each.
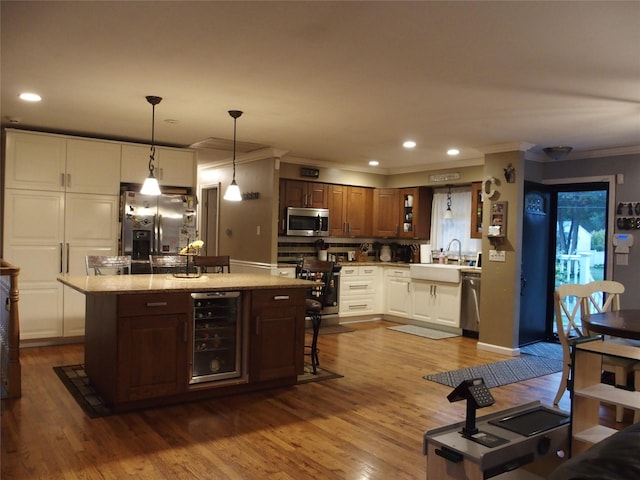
430 186 482 254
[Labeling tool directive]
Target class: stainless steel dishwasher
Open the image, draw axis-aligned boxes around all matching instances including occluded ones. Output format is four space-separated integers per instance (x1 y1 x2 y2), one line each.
461 271 481 337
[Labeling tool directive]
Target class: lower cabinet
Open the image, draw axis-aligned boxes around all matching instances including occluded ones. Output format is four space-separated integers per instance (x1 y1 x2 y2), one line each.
339 265 381 317
385 267 412 318
250 288 306 381
116 293 190 402
83 287 307 411
412 279 462 328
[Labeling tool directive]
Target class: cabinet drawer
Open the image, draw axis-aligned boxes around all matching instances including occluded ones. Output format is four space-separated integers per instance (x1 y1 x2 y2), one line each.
340 296 377 315
341 278 376 295
252 289 305 308
385 267 410 278
118 293 190 317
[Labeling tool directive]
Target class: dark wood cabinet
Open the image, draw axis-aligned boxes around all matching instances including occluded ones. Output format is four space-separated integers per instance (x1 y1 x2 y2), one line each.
116 293 190 402
278 179 328 234
250 288 306 382
470 181 483 239
327 184 372 236
373 188 400 237
398 187 432 239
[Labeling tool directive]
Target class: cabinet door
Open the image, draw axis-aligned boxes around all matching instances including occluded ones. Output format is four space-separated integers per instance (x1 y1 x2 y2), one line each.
66 138 121 194
345 186 372 236
399 187 432 239
412 280 461 327
385 270 411 317
251 289 305 381
156 147 195 187
3 190 65 338
117 312 189 402
120 144 151 185
4 131 66 191
470 182 483 238
328 185 372 237
63 193 119 336
373 188 399 237
281 180 327 208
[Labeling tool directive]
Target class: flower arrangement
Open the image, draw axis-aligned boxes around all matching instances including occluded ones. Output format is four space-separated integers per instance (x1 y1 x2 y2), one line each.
180 239 204 255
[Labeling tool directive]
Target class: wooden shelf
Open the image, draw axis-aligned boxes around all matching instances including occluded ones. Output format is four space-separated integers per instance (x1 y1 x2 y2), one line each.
572 425 617 446
575 383 640 410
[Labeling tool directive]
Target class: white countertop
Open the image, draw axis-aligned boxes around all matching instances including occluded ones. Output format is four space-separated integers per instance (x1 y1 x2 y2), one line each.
58 273 313 295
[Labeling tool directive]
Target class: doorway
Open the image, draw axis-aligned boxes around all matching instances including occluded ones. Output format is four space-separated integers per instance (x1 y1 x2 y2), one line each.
519 179 612 345
201 187 219 256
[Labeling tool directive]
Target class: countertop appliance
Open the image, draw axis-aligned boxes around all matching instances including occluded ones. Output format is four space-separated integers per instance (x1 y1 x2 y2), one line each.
286 207 329 237
121 191 197 273
461 271 481 337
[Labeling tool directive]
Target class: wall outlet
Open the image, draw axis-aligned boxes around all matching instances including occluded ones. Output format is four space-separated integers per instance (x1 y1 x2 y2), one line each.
489 249 506 262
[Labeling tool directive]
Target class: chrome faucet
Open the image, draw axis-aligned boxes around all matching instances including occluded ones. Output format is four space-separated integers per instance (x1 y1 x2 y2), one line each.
446 238 462 265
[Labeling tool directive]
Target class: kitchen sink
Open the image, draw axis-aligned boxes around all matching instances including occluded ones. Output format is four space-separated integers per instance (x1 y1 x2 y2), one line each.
409 264 464 283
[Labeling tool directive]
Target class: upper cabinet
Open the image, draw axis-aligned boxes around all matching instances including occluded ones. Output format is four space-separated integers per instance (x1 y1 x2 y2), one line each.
121 144 195 188
399 187 432 239
470 181 483 239
4 130 121 195
281 180 327 208
327 185 373 237
373 187 432 239
373 188 400 237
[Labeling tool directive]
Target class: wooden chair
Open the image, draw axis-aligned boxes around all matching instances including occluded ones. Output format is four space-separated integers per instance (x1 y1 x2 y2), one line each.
149 254 188 274
297 258 335 374
85 255 131 275
554 281 636 422
194 255 230 273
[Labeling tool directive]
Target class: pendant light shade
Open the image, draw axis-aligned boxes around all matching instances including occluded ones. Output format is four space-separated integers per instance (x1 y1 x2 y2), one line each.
140 95 162 196
224 110 244 202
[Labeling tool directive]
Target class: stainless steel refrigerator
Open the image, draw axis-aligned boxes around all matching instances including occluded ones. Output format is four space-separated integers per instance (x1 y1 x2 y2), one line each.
121 191 197 273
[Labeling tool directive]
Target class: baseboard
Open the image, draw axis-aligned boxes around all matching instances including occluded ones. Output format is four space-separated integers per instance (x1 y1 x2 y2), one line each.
476 341 521 356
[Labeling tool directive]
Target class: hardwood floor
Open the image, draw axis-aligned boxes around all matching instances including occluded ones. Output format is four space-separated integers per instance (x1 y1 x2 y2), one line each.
0 320 626 479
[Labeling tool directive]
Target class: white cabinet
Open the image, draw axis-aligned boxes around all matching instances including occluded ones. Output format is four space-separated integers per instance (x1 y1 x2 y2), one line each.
121 144 195 188
3 190 119 339
412 279 462 328
3 130 120 341
385 267 411 318
339 265 381 317
4 130 121 195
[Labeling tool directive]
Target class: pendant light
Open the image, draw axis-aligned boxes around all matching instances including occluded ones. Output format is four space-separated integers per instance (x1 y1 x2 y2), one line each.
224 110 244 201
444 185 453 219
140 95 162 196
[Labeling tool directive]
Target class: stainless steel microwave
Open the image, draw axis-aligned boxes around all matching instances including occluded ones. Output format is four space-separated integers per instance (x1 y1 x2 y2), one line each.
286 207 330 237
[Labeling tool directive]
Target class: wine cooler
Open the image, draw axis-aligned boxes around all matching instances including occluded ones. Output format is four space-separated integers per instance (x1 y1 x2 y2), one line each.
191 291 242 384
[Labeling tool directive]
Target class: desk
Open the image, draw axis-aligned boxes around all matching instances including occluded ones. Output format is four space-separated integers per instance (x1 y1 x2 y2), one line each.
582 309 640 341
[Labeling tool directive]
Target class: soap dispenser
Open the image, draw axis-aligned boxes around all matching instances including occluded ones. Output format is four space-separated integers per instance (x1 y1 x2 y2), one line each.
438 249 445 264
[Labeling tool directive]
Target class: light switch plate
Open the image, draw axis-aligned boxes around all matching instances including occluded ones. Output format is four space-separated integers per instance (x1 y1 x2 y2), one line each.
489 249 506 262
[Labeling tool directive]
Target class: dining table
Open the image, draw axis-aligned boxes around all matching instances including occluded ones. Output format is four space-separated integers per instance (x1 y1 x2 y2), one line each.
582 309 640 341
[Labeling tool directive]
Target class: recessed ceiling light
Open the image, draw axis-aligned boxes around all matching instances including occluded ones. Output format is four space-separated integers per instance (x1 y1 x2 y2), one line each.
447 148 460 156
19 92 42 102
403 140 416 149
369 160 379 166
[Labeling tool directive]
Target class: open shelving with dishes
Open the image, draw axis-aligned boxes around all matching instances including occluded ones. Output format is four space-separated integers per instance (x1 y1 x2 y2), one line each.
570 337 640 455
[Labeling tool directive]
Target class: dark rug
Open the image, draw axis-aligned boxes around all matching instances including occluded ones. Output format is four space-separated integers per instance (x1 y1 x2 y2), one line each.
53 365 112 418
55 363 342 417
423 342 563 388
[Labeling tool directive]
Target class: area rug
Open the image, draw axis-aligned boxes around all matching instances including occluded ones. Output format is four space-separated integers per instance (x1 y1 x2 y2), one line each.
297 364 343 384
53 364 112 418
55 363 342 417
388 324 459 340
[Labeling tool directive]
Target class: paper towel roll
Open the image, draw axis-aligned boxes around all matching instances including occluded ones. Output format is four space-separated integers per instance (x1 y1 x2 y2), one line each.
420 244 433 263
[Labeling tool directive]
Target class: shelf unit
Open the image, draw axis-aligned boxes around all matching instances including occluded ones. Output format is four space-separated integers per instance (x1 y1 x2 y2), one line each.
571 338 640 455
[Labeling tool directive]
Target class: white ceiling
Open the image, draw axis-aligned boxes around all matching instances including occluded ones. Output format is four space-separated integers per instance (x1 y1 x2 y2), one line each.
2 1 639 173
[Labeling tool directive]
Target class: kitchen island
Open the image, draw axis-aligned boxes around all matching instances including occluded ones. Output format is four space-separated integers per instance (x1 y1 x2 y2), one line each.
58 273 312 412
